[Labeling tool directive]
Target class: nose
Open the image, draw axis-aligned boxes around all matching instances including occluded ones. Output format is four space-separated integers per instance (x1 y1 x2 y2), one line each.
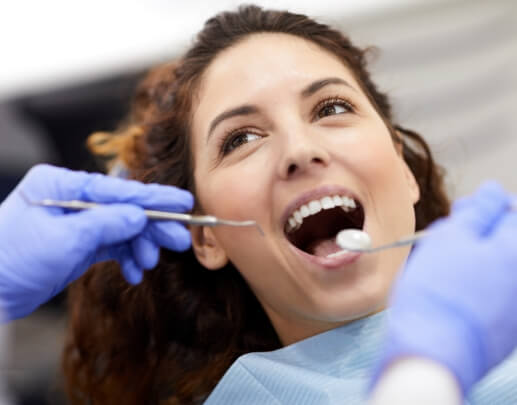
277 130 330 180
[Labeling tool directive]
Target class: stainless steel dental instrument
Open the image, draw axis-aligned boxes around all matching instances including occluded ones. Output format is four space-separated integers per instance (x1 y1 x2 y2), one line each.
333 200 517 254
333 229 429 254
22 194 264 234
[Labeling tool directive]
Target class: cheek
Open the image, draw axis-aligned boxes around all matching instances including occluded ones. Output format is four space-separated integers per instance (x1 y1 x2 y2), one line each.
196 165 279 288
195 158 275 270
199 163 267 219
331 124 400 180
332 125 416 224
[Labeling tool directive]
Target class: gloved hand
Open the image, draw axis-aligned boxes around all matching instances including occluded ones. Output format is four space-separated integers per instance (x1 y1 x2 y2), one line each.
372 182 517 396
0 164 194 321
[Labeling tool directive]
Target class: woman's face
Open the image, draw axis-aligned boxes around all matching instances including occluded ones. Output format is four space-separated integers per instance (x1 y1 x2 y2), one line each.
190 33 419 345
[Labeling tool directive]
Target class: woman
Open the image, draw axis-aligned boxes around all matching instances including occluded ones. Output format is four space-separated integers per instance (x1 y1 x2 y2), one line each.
61 5 516 404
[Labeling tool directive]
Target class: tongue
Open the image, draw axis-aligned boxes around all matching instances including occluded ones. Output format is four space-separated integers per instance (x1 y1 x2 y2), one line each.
306 238 342 257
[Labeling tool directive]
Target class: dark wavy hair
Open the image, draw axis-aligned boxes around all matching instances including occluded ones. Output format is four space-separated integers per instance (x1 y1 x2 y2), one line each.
62 5 450 404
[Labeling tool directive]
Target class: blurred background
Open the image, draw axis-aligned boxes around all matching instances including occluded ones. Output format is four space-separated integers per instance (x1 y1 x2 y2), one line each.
1 0 516 403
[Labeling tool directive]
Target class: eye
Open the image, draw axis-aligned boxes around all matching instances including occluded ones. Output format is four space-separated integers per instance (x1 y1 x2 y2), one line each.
318 103 346 118
315 98 354 120
222 130 262 155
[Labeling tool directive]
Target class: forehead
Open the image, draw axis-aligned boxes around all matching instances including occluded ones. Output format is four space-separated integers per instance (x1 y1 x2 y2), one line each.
204 32 352 82
192 33 360 126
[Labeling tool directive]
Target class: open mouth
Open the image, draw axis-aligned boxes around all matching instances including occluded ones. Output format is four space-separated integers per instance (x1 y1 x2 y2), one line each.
284 194 365 257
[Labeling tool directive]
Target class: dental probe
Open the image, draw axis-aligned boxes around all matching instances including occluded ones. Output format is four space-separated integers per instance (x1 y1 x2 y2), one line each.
332 199 517 255
21 193 264 235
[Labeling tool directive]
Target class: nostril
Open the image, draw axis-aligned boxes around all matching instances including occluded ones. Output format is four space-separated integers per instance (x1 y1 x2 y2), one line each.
312 157 324 164
287 163 297 176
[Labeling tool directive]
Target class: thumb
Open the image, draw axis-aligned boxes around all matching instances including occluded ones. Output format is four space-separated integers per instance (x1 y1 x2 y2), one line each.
450 182 510 237
59 204 147 248
491 210 517 255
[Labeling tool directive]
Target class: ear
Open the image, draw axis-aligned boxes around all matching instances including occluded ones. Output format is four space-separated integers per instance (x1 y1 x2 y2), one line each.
190 226 229 270
394 131 420 205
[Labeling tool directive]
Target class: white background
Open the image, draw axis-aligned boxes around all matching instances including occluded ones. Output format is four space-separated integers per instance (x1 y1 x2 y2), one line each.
0 0 421 99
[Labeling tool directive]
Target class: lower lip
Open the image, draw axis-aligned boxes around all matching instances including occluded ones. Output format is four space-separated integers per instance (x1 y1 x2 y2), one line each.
288 242 361 270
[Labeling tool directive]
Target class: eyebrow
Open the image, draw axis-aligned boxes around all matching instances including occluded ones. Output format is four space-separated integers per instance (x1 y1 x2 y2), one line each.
208 105 259 139
207 77 355 140
300 77 355 98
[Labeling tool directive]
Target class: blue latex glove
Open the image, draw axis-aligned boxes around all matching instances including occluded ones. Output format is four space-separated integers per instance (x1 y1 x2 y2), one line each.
372 182 517 396
0 164 194 321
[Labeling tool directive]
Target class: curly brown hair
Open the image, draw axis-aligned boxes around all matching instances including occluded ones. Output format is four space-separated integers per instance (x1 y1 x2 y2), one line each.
62 5 450 404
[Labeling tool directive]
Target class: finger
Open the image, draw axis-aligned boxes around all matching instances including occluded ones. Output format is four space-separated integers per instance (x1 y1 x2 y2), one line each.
60 204 147 247
451 196 471 213
450 182 511 236
113 244 143 284
148 221 192 252
131 233 160 270
423 217 447 232
451 181 507 213
80 174 194 211
452 188 515 214
19 164 194 211
491 211 517 255
120 255 144 285
96 243 143 284
18 164 92 201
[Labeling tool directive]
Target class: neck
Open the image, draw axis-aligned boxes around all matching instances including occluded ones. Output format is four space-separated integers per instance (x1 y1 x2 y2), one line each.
266 307 386 346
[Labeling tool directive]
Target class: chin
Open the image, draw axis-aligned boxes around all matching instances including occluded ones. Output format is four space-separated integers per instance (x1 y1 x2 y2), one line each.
306 278 390 323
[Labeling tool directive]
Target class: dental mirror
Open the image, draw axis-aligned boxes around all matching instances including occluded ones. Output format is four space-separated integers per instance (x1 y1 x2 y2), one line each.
335 229 372 251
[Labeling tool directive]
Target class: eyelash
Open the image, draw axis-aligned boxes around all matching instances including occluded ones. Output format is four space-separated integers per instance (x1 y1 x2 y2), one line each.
219 95 356 156
218 127 262 156
312 96 355 120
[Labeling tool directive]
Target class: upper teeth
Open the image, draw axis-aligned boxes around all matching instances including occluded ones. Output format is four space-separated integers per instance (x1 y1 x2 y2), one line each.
285 195 357 233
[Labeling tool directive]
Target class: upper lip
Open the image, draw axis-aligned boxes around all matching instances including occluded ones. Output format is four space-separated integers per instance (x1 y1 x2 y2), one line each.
280 184 362 230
